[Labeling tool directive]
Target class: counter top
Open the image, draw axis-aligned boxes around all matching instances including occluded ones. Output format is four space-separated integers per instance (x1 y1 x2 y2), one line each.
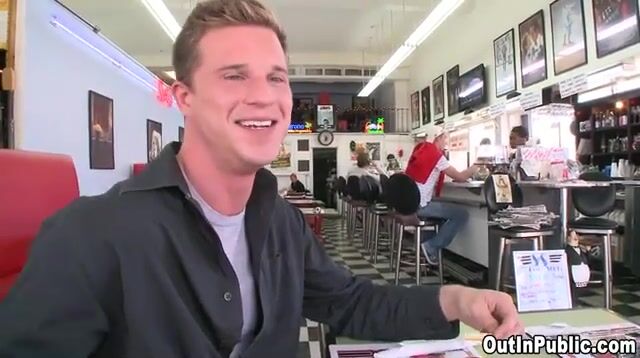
443 181 484 188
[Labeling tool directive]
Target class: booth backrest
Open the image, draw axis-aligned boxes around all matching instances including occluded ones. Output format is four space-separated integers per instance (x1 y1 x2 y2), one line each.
0 149 79 300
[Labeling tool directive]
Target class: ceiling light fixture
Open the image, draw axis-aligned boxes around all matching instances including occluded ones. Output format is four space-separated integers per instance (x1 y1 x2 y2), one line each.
357 0 465 97
140 0 181 41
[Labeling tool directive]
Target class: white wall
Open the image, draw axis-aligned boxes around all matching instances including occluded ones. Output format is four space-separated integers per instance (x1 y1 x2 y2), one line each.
268 133 415 193
409 0 640 134
15 0 184 195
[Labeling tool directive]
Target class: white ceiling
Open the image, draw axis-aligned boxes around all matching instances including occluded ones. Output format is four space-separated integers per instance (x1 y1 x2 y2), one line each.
62 0 435 67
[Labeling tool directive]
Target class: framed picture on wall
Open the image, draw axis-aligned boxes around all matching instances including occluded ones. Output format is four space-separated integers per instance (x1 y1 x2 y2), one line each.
178 126 184 142
550 0 588 75
88 90 115 170
420 86 431 126
298 160 310 172
432 75 445 122
592 0 640 58
519 10 548 88
147 119 163 163
446 65 460 116
493 29 517 97
410 91 420 129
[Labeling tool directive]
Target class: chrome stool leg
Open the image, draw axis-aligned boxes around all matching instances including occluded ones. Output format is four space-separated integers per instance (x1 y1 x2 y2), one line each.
603 234 613 310
494 237 506 291
394 225 405 285
415 227 422 286
371 214 381 263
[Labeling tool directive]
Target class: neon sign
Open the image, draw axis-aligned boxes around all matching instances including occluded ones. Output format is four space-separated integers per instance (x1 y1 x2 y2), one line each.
155 79 174 107
365 117 385 134
288 121 313 133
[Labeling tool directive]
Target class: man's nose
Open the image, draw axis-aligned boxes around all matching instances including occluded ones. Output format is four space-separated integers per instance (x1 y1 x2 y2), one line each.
244 77 276 106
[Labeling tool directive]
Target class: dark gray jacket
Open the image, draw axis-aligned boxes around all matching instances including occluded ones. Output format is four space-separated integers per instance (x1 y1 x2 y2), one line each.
0 142 458 358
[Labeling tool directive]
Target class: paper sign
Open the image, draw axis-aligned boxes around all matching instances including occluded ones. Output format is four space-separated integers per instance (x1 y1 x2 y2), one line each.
489 103 506 118
519 90 543 111
559 73 588 99
492 174 513 203
513 250 573 312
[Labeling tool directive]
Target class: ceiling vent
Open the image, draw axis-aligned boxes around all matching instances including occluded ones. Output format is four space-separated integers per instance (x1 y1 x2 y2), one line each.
288 65 378 82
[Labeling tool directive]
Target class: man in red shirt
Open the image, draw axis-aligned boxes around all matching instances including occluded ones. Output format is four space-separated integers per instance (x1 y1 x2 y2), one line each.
405 129 478 264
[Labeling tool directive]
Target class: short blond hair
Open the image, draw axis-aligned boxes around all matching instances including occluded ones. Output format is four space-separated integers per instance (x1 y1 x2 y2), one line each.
173 0 288 86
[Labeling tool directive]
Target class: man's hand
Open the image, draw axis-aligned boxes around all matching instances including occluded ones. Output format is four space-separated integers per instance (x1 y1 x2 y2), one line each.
439 285 523 339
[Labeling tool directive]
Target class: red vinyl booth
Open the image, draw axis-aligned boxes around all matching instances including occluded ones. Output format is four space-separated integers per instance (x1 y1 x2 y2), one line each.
0 150 79 300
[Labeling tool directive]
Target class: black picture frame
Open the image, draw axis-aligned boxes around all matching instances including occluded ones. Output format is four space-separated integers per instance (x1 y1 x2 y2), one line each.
446 65 460 116
432 75 445 121
297 139 309 151
550 0 588 75
493 29 517 97
410 91 420 129
146 119 163 163
591 0 640 58
88 90 115 170
298 160 310 172
519 10 548 88
420 86 431 126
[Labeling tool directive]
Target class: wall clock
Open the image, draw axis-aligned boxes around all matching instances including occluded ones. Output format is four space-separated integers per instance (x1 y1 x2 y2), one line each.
317 130 334 146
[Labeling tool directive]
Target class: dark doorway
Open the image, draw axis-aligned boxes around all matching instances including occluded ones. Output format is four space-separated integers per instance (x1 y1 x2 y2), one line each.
312 147 337 209
0 49 10 149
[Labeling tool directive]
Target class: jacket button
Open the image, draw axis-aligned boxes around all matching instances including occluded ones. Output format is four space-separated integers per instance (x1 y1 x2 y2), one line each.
185 193 192 200
223 292 232 302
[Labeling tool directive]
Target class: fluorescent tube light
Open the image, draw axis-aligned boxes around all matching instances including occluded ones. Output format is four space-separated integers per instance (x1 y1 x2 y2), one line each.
357 0 465 97
140 0 181 41
50 17 156 91
165 71 176 79
577 86 614 103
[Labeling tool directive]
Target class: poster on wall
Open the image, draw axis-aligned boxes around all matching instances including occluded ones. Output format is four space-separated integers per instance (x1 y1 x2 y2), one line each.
271 141 291 168
432 75 445 122
147 119 163 163
550 0 588 75
410 91 420 129
350 141 366 161
365 142 381 161
592 0 640 58
519 10 548 88
178 126 184 142
420 86 431 126
446 65 460 116
493 29 517 97
316 104 334 129
88 90 115 170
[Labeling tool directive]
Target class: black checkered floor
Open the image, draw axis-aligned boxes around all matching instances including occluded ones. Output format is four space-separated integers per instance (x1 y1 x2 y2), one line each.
297 218 640 358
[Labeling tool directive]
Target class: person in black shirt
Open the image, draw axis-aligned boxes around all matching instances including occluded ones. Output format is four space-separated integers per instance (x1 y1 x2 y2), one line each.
289 173 306 193
0 1 523 357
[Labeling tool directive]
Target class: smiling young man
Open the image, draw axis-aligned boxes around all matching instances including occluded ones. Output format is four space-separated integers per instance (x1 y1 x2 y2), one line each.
0 1 522 357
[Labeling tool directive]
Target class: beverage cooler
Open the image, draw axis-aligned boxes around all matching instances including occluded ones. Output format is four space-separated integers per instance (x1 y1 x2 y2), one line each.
525 103 577 161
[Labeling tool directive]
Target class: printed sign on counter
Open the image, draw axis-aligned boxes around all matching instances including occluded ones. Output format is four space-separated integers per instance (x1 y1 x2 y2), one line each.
513 250 572 312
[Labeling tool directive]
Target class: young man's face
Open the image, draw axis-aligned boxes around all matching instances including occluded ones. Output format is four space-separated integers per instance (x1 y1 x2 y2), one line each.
176 25 292 173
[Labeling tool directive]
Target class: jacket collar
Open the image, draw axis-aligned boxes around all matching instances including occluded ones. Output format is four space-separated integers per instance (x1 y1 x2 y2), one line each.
120 141 278 214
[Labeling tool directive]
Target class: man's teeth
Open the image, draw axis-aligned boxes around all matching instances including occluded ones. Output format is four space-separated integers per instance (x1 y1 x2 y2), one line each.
239 120 273 128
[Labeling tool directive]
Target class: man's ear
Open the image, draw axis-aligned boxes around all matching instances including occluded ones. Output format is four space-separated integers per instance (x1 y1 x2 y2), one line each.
172 81 192 116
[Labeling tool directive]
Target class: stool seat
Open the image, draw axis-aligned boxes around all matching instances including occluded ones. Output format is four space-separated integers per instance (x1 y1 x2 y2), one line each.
570 217 618 231
349 200 368 207
491 226 554 238
393 213 439 227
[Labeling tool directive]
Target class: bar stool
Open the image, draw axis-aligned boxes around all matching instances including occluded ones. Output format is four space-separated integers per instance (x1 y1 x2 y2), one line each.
359 176 390 263
386 174 444 286
346 176 367 240
335 176 347 225
484 174 555 291
568 172 617 309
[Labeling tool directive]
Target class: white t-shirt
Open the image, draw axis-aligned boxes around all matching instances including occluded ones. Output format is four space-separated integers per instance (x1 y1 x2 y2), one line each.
417 156 451 207
180 168 257 358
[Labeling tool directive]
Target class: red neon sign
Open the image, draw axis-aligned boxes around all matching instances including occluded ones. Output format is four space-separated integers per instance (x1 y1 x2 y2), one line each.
155 79 174 107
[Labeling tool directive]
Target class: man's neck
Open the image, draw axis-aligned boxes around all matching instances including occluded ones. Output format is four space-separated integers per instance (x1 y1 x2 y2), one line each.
178 142 255 216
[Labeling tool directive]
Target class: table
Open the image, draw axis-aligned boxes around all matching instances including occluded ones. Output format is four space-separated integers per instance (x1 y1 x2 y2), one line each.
300 207 325 241
287 199 325 208
331 308 633 357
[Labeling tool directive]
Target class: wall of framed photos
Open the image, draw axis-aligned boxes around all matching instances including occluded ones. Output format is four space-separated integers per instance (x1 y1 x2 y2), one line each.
409 0 640 134
14 0 184 195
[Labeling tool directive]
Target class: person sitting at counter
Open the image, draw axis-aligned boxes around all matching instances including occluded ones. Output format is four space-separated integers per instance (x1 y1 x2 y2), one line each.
348 152 386 180
289 173 306 193
405 129 478 265
386 154 402 173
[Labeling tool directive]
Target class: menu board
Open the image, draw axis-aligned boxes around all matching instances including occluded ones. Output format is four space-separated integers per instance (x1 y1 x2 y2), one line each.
513 250 572 312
